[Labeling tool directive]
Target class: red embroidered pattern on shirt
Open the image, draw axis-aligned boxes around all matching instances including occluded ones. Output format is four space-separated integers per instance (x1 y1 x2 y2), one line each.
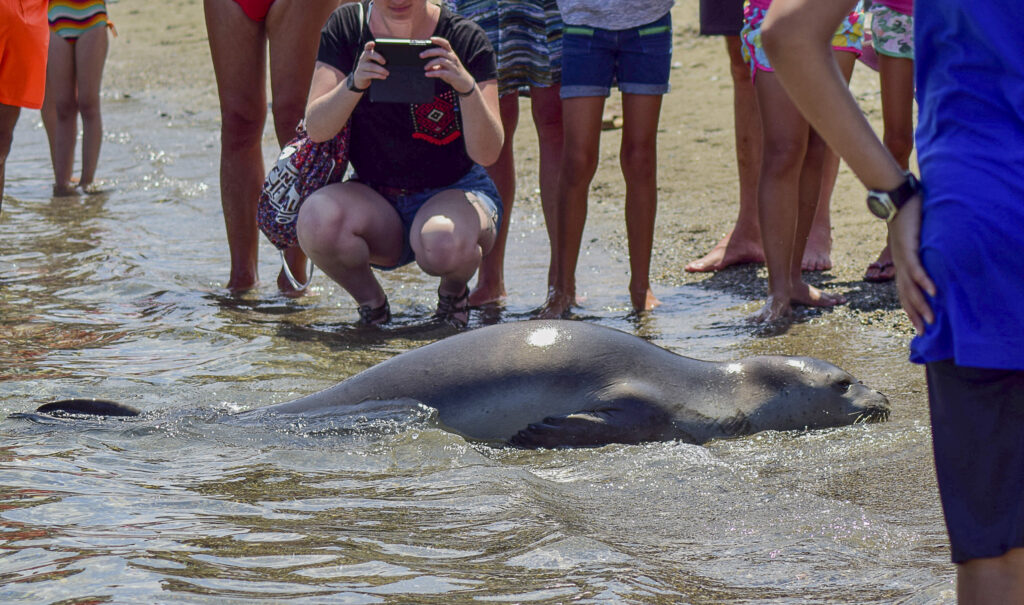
409 91 462 146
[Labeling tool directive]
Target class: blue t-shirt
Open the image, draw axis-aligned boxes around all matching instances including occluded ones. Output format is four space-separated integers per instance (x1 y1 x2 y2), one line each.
911 2 1024 369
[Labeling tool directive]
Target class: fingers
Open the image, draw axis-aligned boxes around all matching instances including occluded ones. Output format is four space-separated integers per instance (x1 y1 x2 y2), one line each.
888 196 936 334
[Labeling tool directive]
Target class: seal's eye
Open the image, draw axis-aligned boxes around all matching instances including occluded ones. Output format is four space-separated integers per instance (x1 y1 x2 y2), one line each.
833 379 853 393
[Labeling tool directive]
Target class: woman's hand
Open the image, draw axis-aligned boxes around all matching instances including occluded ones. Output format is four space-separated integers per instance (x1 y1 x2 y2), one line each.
422 36 476 95
887 194 937 334
350 41 389 90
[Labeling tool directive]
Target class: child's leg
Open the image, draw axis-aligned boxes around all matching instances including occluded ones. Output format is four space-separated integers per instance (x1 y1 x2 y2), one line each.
620 92 664 312
751 70 811 322
73 25 108 189
865 52 914 282
539 95 604 318
470 91 519 306
43 33 79 196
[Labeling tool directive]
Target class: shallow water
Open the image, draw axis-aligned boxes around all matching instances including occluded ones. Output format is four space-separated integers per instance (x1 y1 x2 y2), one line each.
0 90 953 603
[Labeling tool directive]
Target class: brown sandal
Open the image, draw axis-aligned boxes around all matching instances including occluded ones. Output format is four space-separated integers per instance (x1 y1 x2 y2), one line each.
433 287 470 328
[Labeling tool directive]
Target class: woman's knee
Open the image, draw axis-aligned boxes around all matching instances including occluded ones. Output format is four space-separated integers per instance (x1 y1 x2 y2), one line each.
414 216 476 275
761 135 807 175
219 103 267 148
296 191 354 254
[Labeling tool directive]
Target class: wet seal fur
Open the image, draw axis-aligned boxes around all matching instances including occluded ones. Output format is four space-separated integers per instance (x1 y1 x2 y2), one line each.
31 320 890 447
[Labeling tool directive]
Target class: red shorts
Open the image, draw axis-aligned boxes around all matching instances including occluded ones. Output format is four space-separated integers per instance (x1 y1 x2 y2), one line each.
234 0 275 21
0 0 50 109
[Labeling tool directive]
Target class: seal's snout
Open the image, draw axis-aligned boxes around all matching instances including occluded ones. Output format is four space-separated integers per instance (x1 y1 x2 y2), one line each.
855 388 890 423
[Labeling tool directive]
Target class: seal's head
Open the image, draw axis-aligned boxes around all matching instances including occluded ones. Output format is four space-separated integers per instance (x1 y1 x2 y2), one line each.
740 356 890 432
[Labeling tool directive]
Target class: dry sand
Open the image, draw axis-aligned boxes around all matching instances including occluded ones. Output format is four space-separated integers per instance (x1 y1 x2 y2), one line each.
101 0 911 335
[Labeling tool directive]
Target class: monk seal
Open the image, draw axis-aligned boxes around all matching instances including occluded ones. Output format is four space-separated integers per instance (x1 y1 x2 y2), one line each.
31 320 889 447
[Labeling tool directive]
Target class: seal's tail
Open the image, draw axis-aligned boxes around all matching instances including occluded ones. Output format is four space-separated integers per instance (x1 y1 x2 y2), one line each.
36 399 141 418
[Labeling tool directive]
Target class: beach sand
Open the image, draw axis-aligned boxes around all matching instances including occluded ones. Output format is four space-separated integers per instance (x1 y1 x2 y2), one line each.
101 0 909 335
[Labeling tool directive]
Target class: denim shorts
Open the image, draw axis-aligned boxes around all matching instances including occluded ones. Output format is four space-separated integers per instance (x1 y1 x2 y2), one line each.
362 163 503 270
560 11 673 98
927 359 1024 563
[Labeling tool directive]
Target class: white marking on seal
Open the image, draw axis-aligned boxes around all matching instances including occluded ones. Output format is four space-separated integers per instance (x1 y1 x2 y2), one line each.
786 359 809 371
527 327 560 348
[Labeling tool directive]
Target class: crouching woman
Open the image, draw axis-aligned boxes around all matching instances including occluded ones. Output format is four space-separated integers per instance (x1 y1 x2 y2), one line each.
299 0 503 327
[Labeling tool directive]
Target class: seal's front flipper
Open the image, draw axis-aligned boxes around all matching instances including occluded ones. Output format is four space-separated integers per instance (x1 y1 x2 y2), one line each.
508 401 677 449
35 399 141 418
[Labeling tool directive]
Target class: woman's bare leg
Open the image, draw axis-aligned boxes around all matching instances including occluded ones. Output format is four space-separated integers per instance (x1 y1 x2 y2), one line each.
204 0 267 293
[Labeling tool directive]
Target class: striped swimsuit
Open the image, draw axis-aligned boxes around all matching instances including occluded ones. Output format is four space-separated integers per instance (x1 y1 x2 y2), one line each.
48 0 108 41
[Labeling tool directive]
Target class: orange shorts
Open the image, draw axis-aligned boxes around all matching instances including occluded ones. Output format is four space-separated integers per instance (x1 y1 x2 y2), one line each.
0 0 50 109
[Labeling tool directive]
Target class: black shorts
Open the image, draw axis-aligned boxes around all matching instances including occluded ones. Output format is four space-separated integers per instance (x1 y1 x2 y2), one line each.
699 0 744 36
927 359 1024 564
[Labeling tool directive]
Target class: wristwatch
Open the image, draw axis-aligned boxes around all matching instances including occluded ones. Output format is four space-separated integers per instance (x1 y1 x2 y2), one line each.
346 74 368 93
866 171 921 223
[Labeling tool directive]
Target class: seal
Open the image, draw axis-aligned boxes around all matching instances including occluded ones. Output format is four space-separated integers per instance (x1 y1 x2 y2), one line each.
32 320 890 447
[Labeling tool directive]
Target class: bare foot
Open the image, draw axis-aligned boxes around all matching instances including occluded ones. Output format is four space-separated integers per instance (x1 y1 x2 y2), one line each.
791 282 846 308
468 280 506 306
801 231 833 272
53 182 80 197
630 286 661 313
864 246 896 282
685 230 764 272
747 295 792 324
535 290 575 320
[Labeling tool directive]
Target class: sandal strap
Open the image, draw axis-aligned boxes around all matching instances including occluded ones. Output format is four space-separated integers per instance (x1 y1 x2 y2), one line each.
357 298 391 326
434 286 470 327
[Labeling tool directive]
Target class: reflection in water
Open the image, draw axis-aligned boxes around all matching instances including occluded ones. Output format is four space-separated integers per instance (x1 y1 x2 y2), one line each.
0 77 950 604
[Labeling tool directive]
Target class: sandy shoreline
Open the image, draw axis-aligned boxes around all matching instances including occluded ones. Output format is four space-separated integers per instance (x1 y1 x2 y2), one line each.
101 0 911 337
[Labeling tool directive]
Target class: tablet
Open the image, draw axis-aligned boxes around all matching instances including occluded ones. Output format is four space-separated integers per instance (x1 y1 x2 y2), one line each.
370 39 439 104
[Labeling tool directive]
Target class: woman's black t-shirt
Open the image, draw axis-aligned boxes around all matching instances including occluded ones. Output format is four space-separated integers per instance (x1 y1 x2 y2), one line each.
317 2 497 190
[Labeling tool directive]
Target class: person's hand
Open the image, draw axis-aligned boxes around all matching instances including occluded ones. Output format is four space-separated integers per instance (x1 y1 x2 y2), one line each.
350 41 388 90
887 194 937 334
423 36 476 95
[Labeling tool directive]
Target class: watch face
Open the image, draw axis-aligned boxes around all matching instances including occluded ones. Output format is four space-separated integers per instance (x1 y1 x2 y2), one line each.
867 194 894 220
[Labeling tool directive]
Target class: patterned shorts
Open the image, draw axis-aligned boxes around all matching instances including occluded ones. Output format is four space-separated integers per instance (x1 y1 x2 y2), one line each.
869 3 914 60
741 1 865 81
448 0 563 96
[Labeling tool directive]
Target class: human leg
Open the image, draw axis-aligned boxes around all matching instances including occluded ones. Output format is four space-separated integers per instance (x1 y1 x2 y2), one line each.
749 70 817 322
865 52 914 282
803 48 857 272
74 24 108 189
296 181 404 312
469 91 519 306
927 361 1024 603
686 35 764 272
263 0 337 296
204 0 267 293
530 83 565 282
0 104 21 207
620 92 663 312
412 187 499 325
42 33 79 196
538 95 604 319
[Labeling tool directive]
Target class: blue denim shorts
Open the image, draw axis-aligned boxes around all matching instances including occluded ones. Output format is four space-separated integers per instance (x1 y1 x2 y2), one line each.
560 11 673 98
362 163 503 270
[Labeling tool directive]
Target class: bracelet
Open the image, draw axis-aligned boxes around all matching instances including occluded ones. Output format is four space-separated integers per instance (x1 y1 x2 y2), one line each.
455 81 476 97
346 74 369 94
